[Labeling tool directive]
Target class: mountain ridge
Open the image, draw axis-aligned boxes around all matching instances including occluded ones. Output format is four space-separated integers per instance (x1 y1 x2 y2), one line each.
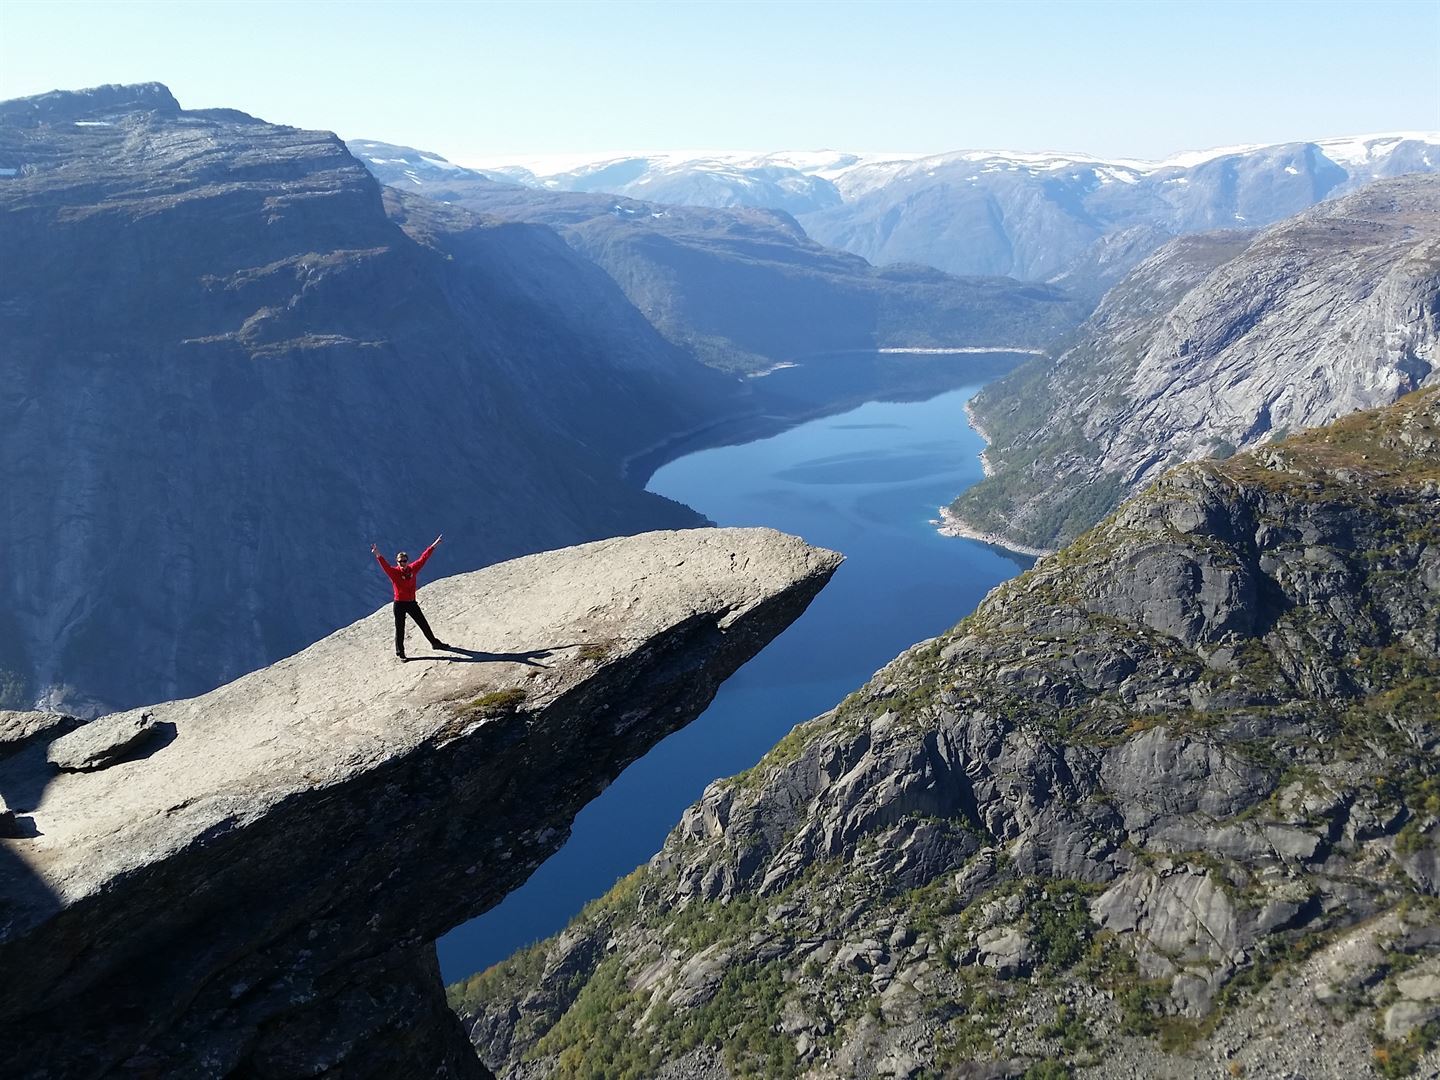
947 172 1440 554
350 139 1084 374
447 133 1440 290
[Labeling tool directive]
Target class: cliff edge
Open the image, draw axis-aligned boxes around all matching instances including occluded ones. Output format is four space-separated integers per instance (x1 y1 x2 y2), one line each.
0 527 842 1078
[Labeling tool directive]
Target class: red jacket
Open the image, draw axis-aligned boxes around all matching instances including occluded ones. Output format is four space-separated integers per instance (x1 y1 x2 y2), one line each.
376 543 436 602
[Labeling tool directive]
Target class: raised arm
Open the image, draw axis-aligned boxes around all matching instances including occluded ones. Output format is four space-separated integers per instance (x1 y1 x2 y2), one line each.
409 537 440 573
371 543 393 571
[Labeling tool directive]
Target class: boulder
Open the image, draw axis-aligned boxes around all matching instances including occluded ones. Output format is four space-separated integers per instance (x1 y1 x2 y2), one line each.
0 711 79 755
975 928 1032 977
46 711 157 772
1384 999 1440 1041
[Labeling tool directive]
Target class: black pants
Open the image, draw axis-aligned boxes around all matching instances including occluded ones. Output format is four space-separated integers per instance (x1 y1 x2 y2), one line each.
393 600 440 654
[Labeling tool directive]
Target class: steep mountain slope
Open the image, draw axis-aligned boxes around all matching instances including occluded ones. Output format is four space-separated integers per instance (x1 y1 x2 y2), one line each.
0 84 740 714
0 528 841 1079
947 173 1440 553
350 142 1084 373
456 387 1440 1080
476 135 1440 290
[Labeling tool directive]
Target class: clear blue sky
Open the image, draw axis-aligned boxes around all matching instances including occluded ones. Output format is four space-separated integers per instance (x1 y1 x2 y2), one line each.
1 0 1436 164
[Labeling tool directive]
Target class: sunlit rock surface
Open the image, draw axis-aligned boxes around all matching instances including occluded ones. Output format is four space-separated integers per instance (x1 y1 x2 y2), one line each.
0 527 841 1079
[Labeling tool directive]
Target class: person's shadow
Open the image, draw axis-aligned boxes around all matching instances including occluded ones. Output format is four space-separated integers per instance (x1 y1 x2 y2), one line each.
405 645 583 668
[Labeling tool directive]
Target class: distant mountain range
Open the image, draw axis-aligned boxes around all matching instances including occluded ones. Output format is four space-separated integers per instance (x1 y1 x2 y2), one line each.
349 140 1084 373
446 134 1440 293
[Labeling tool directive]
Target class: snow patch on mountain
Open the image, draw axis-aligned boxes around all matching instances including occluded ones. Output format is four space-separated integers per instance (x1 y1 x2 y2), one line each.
1314 132 1431 167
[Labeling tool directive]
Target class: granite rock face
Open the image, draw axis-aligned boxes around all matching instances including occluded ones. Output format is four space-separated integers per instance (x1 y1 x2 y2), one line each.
0 711 78 753
457 390 1440 1078
950 173 1440 552
0 527 841 1079
0 83 740 715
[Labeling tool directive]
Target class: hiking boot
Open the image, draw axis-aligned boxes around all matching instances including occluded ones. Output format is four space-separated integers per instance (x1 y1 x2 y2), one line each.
396 651 408 661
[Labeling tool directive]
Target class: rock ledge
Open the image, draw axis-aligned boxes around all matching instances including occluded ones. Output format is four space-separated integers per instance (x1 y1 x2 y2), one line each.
0 527 840 1078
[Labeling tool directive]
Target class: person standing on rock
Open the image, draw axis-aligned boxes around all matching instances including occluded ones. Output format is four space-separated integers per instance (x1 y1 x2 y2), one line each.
372 536 454 660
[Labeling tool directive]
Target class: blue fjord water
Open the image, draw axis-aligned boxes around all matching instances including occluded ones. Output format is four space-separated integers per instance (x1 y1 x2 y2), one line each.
438 369 1029 982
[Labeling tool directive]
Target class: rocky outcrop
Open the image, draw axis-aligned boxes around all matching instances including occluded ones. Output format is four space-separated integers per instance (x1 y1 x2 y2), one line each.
949 173 1440 552
457 390 1440 1078
0 84 742 715
0 527 842 1079
350 141 1086 374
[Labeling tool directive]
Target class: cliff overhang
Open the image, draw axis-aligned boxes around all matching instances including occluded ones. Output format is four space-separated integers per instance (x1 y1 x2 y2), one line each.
0 527 841 1078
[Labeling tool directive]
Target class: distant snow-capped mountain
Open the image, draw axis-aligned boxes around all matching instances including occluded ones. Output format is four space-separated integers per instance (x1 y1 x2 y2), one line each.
347 139 516 192
463 133 1436 202
455 134 1440 288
